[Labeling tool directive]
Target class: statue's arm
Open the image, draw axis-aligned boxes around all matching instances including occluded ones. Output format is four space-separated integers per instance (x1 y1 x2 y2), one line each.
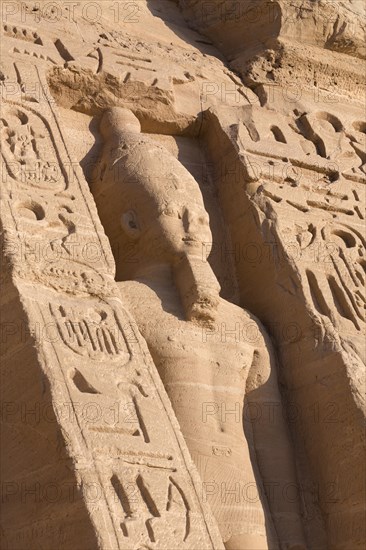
246 327 307 549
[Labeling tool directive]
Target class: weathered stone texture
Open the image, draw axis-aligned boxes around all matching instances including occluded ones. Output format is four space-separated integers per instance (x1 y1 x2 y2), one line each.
1 1 365 549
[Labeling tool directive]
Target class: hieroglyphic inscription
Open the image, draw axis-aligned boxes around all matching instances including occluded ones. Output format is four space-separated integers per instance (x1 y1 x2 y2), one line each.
0 60 223 548
1 103 67 191
50 302 132 362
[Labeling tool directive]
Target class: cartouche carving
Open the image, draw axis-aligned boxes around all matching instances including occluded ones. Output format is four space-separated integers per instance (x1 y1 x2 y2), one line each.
1 104 67 191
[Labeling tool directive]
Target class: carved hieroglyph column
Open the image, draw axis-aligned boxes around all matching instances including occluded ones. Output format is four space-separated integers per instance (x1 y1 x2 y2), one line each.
0 64 224 549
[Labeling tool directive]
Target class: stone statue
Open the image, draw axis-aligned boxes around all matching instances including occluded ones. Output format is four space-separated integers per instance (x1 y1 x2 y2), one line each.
91 107 307 550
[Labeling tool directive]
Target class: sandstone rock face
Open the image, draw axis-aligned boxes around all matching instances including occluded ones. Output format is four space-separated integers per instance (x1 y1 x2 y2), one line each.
1 2 364 550
179 0 366 98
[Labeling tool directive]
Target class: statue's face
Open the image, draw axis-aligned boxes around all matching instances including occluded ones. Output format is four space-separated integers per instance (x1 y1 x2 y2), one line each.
157 197 212 257
98 105 213 261
121 190 213 260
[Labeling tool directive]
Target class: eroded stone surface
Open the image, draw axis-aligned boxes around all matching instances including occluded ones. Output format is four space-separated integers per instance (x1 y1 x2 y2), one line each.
1 1 365 549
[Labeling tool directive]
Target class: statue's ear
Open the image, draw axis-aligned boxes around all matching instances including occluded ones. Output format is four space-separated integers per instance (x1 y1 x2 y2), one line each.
120 210 141 240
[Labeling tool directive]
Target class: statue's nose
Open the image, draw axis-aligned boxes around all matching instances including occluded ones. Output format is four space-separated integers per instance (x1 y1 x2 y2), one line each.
183 209 209 233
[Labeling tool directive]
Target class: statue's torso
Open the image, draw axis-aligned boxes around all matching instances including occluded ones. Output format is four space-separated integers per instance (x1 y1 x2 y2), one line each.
118 279 271 541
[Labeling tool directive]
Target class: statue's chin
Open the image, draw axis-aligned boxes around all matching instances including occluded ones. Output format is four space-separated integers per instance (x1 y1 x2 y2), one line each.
186 294 219 328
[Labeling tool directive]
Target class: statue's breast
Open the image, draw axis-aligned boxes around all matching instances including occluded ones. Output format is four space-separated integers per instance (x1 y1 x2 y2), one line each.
119 281 254 393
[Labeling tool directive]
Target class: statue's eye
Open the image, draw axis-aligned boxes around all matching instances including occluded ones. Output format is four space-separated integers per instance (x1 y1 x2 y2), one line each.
121 210 139 236
163 207 178 217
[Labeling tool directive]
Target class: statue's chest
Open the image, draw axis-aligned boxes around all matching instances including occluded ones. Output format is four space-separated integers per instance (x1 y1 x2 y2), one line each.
129 289 254 388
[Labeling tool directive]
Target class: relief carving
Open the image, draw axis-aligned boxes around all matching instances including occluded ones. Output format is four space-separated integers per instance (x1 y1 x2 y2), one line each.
1 69 224 550
92 107 307 550
1 2 365 549
49 302 132 362
1 103 67 191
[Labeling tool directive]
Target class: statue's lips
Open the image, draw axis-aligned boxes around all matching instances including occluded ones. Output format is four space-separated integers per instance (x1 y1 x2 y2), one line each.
181 237 200 244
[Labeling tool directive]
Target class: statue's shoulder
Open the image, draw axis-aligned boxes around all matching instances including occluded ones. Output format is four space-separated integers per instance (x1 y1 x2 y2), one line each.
217 297 258 323
218 297 271 349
